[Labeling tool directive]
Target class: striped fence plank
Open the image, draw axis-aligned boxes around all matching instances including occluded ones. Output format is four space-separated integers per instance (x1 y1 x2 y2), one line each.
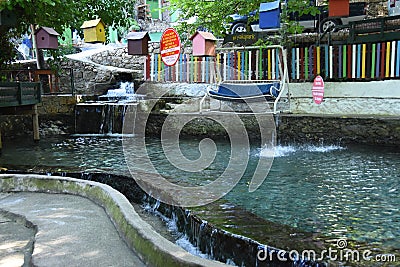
397 41 400 77
148 41 400 84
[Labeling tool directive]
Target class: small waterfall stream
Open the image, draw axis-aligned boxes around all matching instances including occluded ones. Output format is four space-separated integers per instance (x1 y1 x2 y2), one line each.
75 82 142 135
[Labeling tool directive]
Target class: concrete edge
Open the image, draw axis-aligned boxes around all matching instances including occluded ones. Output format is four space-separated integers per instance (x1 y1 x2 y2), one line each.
0 174 227 267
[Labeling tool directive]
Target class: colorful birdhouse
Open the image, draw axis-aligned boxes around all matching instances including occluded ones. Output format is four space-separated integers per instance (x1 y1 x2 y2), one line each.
0 9 17 26
190 31 217 57
126 31 150 55
329 0 350 17
259 0 281 29
35 27 60 49
80 19 106 43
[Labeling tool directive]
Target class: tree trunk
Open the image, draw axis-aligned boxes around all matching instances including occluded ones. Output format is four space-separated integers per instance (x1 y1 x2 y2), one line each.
31 24 45 69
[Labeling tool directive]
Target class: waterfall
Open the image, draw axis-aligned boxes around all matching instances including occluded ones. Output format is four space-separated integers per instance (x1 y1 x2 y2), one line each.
75 82 142 136
75 103 137 135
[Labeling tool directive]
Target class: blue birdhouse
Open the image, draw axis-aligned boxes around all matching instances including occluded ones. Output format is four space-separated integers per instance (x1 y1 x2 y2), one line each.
259 0 281 29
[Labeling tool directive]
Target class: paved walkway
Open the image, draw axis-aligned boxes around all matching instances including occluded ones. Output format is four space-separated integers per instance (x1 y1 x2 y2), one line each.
0 192 146 267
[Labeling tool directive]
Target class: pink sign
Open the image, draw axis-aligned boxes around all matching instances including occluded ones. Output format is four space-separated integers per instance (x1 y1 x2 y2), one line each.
312 75 324 104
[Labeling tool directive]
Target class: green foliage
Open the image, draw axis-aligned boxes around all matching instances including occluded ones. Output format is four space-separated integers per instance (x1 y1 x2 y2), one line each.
0 0 137 33
169 0 320 41
0 0 138 67
254 38 273 47
170 0 261 38
45 48 66 75
0 28 17 69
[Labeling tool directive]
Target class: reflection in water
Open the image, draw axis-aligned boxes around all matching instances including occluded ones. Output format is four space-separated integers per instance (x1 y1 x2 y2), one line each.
1 136 399 253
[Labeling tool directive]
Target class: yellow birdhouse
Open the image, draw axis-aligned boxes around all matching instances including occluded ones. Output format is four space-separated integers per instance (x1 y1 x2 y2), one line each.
80 19 106 43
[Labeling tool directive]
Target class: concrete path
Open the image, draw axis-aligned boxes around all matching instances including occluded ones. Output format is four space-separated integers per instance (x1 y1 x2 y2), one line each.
0 192 147 267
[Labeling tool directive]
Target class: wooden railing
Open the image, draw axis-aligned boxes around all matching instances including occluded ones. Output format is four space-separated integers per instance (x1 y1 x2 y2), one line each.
0 68 74 94
0 82 41 108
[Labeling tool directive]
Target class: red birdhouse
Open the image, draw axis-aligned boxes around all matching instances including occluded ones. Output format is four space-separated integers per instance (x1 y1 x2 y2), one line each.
329 0 350 17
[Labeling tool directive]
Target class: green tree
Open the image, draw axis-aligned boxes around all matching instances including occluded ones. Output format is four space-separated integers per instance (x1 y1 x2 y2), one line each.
0 0 137 68
169 0 320 38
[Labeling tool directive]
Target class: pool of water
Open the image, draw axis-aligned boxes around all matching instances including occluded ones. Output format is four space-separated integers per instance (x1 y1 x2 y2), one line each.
1 135 399 256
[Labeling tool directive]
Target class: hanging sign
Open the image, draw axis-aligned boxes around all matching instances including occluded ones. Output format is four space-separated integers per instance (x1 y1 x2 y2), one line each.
160 27 181 66
312 75 324 104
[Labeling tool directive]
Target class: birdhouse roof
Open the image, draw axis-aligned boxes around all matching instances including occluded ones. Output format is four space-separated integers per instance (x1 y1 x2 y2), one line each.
126 31 150 40
190 31 217 41
259 0 280 12
35 26 59 36
81 18 104 29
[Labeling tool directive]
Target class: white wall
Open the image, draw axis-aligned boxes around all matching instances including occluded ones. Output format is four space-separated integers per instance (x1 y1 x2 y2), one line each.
288 80 400 116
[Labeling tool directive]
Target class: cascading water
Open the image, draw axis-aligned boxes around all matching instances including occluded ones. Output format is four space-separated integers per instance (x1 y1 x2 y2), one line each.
99 82 145 102
75 82 141 135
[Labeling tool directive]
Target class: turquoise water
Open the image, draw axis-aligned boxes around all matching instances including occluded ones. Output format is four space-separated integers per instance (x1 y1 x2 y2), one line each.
228 144 399 251
1 136 399 253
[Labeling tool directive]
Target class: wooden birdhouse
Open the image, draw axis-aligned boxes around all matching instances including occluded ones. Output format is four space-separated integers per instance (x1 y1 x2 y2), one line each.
329 0 350 17
35 27 60 49
126 31 150 55
259 0 281 29
80 19 106 43
0 9 17 26
190 31 217 57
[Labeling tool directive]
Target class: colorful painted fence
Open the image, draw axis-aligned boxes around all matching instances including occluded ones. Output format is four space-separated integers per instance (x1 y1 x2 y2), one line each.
291 41 400 81
146 47 284 83
146 41 400 83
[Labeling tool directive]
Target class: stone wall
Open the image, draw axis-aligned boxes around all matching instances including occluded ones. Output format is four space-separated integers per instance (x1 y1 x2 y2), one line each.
89 47 147 71
61 51 143 96
142 113 400 145
2 105 400 145
277 114 400 145
38 95 81 115
0 95 80 138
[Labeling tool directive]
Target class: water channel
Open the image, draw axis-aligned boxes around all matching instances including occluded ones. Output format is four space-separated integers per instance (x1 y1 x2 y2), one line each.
1 135 399 266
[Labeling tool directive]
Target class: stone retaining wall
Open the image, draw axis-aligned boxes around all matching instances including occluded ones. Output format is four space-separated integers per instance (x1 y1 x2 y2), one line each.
61 55 142 96
38 95 81 115
0 95 80 137
277 114 400 145
89 47 147 71
144 113 400 146
2 106 399 145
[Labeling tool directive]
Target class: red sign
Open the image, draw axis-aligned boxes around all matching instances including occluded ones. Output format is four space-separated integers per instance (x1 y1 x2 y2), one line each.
312 75 324 104
160 28 181 66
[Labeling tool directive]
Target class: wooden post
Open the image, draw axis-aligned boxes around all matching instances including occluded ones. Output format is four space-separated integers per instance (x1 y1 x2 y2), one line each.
32 104 40 142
